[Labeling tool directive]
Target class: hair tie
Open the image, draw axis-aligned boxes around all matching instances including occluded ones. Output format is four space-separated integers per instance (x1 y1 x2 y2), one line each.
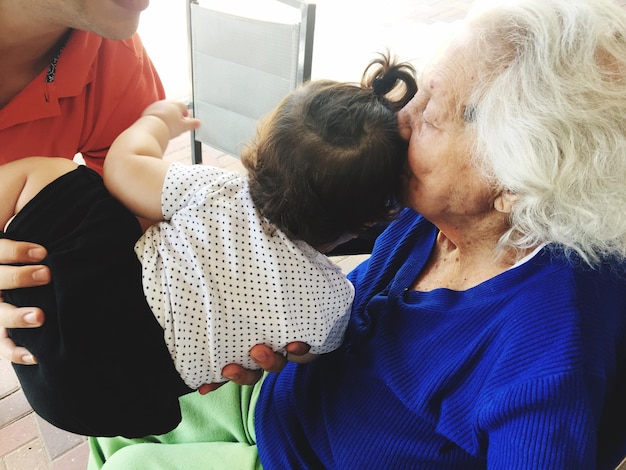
372 75 395 97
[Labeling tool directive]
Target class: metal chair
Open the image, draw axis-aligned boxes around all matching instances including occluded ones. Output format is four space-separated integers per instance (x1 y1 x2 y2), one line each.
186 0 316 163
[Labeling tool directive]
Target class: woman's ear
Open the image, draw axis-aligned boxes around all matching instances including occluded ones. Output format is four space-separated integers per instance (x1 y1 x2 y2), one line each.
494 190 518 213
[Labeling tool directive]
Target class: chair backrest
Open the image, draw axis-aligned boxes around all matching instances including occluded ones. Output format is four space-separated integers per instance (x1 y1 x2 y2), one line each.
187 0 316 163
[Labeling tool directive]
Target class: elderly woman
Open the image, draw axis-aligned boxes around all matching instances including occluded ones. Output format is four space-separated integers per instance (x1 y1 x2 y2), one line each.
27 0 626 468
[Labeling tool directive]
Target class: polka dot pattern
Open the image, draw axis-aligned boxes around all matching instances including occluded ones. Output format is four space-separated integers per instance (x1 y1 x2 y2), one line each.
135 162 354 388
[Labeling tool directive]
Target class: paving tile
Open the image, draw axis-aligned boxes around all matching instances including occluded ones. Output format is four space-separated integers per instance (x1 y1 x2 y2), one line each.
35 416 85 461
0 390 31 429
0 358 19 399
165 133 207 164
197 144 231 166
166 132 193 154
332 254 371 275
222 158 246 174
3 440 48 470
165 147 194 165
0 415 38 457
51 440 90 470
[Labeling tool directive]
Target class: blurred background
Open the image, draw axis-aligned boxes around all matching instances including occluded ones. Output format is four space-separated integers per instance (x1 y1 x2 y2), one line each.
138 0 463 100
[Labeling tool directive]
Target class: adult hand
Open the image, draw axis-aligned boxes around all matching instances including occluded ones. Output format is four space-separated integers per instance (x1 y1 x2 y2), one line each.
197 341 311 395
0 238 49 364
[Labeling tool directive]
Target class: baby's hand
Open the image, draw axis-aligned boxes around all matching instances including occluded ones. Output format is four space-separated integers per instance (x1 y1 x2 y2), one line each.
142 100 201 139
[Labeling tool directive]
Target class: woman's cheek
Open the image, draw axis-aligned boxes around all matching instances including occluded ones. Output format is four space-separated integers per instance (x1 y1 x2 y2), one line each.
406 146 424 181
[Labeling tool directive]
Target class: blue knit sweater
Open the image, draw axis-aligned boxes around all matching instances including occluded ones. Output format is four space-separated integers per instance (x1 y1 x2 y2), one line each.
256 209 626 469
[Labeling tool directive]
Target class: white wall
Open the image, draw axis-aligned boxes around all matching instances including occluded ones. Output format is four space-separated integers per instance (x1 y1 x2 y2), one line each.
138 0 191 100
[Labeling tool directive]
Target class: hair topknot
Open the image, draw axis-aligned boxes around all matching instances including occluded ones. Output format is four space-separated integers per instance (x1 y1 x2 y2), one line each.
241 51 416 248
361 50 418 112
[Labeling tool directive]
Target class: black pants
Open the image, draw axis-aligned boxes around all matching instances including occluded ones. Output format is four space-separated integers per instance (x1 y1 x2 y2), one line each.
4 166 191 438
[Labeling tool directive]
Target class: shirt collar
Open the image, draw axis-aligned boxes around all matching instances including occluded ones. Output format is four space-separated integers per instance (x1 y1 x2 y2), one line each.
0 29 101 129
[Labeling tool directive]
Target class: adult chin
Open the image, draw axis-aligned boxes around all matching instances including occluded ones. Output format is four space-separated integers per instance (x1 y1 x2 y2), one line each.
90 0 149 39
110 0 149 13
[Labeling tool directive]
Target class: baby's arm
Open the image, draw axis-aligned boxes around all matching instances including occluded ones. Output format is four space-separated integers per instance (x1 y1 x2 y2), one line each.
103 100 200 221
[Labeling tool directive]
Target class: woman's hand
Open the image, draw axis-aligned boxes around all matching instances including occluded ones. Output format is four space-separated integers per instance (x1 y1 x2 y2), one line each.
0 238 49 364
197 342 311 395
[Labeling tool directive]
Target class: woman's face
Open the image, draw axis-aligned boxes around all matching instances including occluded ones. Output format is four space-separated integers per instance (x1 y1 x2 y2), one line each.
397 33 497 226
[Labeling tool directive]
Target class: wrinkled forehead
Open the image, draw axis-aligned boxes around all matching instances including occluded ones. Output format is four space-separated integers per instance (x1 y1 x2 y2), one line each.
419 25 480 117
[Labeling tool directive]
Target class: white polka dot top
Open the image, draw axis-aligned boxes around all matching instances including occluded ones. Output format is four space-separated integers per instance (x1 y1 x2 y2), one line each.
135 162 354 389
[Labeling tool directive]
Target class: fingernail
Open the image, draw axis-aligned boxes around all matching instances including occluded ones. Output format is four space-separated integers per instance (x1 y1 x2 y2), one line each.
28 247 46 259
224 373 240 381
32 268 48 282
23 311 39 324
251 350 268 363
21 354 37 364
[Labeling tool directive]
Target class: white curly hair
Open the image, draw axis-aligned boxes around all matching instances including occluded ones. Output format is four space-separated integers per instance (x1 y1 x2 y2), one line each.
465 0 626 266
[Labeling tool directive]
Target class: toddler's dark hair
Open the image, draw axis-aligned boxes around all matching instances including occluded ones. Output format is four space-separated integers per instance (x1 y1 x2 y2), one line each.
241 51 417 248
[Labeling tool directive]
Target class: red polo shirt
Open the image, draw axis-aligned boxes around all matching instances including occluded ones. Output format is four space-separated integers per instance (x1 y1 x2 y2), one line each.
0 30 165 174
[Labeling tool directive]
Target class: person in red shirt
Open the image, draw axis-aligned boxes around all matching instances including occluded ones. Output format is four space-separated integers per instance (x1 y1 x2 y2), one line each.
0 0 164 364
1 29 164 173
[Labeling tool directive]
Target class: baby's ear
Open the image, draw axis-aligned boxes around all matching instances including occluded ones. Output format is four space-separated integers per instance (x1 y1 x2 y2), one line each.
494 190 518 214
